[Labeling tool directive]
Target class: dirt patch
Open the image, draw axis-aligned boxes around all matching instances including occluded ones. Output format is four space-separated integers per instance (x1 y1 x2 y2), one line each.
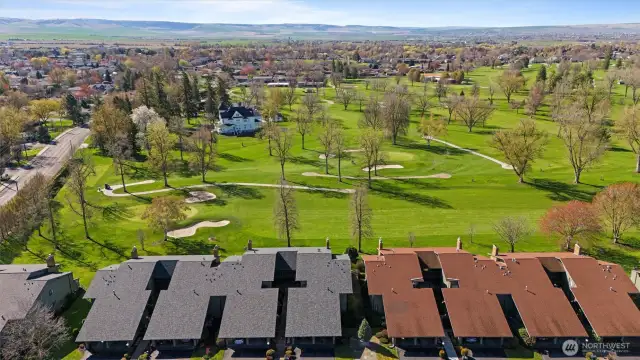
185 191 217 204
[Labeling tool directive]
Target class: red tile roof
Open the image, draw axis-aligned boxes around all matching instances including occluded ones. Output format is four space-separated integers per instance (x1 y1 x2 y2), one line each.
561 257 640 337
363 253 445 338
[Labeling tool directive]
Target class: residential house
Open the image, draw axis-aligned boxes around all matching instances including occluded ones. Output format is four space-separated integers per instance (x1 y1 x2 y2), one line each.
76 245 353 355
217 104 263 135
0 256 79 345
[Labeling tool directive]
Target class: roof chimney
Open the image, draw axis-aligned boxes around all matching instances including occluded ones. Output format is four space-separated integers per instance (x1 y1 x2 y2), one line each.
213 245 220 263
46 254 58 272
573 243 581 256
326 237 330 249
378 237 383 252
131 246 139 260
491 245 499 258
456 237 462 251
247 239 253 251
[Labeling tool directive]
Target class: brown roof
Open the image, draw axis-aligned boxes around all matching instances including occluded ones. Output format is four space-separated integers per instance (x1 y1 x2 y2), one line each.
438 252 587 338
442 288 512 338
364 253 445 338
562 257 640 337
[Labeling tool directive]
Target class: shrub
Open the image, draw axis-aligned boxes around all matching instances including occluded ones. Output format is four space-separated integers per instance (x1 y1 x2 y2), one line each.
138 354 148 360
355 260 366 273
266 349 276 357
461 348 470 357
203 354 212 360
375 329 388 339
286 346 293 352
518 327 536 347
585 352 594 360
345 246 359 263
379 337 389 344
439 349 446 359
215 338 226 349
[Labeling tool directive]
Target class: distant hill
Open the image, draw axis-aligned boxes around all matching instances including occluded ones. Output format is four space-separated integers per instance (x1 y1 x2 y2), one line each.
2 18 640 41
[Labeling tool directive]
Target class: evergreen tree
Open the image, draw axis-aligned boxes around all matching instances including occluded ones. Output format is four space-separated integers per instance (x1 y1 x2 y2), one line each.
205 77 217 119
343 65 350 79
331 59 336 73
337 61 344 73
36 71 43 80
616 58 623 69
104 71 112 83
154 73 171 119
536 65 547 83
357 318 372 343
191 75 201 114
354 51 361 62
603 46 612 70
65 94 83 125
181 71 195 123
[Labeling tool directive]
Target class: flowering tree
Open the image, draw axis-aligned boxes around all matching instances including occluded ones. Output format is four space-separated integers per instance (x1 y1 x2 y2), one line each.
539 200 601 250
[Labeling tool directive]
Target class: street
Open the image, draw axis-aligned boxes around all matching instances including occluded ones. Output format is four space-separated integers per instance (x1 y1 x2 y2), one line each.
0 127 91 206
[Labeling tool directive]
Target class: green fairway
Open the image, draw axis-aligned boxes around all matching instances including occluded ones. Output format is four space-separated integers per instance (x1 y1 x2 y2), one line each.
12 65 640 294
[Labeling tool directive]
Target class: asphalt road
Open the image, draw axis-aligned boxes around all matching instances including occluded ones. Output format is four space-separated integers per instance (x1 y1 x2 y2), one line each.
0 127 91 206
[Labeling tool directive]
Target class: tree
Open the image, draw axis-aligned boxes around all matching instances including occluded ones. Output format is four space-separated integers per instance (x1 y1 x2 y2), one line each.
617 105 640 172
294 107 313 150
0 302 70 360
0 106 28 160
106 133 132 192
284 86 298 111
131 105 163 151
48 67 65 86
360 95 383 130
360 129 383 188
525 81 545 117
593 183 640 244
559 105 609 183
604 71 618 99
274 178 298 247
6 90 29 110
418 113 447 147
189 127 216 182
576 86 610 123
216 74 232 109
357 318 372 343
66 152 95 239
334 128 346 182
168 115 188 161
192 74 201 113
142 196 189 241
490 119 547 183
91 102 132 152
301 92 322 122
536 65 547 83
497 70 526 102
455 96 494 132
330 72 343 89
382 91 411 145
318 120 338 174
272 127 293 180
540 201 602 251
351 184 373 252
204 77 217 121
64 94 83 125
488 82 498 105
29 99 60 128
493 216 531 253
442 94 462 124
336 88 356 110
261 120 279 157
147 121 173 187
414 90 431 118
435 80 448 101
181 71 196 123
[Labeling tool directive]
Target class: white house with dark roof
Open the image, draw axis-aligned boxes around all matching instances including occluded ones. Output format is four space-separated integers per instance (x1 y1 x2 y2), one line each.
217 104 263 135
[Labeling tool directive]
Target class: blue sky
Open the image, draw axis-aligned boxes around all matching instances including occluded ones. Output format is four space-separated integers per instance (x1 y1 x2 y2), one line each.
0 0 639 27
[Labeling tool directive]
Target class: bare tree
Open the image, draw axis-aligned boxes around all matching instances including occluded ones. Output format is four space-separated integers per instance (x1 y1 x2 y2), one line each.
142 196 189 241
274 178 298 247
490 119 548 183
272 127 293 180
604 71 619 99
294 107 314 150
334 128 346 182
336 88 356 110
301 92 322 121
617 105 640 172
593 183 640 244
360 129 383 188
383 91 411 145
435 80 448 101
525 81 545 117
284 86 298 111
1 302 71 360
487 82 497 105
497 70 526 103
455 96 495 132
414 90 431 118
575 86 610 123
441 94 462 124
106 133 132 192
189 127 217 182
318 119 338 174
493 216 531 253
350 183 373 252
359 95 383 130
559 105 610 183
66 152 95 238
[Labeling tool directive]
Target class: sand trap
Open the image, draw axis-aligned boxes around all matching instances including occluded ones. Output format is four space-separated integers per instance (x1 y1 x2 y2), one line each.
185 191 217 204
345 149 363 153
302 172 451 180
319 154 336 159
167 220 231 238
79 143 89 149
362 165 404 172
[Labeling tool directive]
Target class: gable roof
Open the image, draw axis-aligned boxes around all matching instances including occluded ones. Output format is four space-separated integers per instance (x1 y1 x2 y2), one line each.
219 106 257 120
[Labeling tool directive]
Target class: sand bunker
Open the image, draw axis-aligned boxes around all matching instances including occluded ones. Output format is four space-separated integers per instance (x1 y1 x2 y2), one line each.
319 154 336 159
185 191 217 204
362 164 404 172
167 220 231 238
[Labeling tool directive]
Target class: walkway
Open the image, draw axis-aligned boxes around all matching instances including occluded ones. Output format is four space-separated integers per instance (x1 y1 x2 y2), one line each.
302 172 452 180
101 180 355 197
429 138 514 170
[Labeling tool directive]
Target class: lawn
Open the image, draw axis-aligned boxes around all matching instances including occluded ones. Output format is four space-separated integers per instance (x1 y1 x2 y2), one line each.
10 65 640 336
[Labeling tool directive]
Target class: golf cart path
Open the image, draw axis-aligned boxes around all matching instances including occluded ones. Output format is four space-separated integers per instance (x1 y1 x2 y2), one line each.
101 180 355 196
302 172 452 180
430 138 514 170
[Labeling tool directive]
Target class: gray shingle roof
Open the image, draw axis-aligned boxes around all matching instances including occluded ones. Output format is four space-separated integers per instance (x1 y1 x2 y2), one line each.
285 252 353 338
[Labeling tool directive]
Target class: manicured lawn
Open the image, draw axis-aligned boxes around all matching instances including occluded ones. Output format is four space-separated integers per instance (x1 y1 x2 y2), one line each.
10 65 640 358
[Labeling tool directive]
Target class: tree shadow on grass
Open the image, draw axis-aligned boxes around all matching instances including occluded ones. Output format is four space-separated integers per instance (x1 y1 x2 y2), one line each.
289 155 324 167
393 178 447 190
616 236 640 250
215 184 265 200
586 245 640 271
396 140 468 155
165 238 216 255
174 160 200 178
219 153 253 162
299 189 349 199
609 146 633 153
526 178 597 202
101 203 134 222
373 181 452 209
